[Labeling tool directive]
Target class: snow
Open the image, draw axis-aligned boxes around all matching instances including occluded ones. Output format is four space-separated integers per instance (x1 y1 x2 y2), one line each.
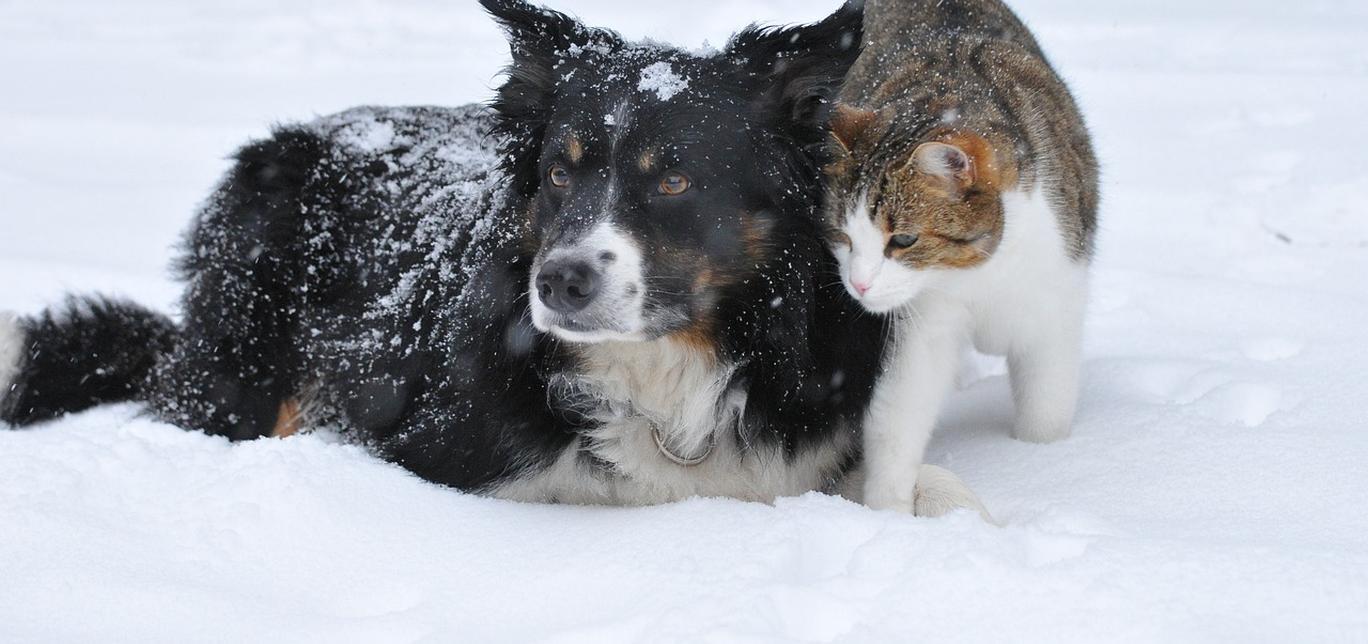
2 0 1367 641
637 61 690 101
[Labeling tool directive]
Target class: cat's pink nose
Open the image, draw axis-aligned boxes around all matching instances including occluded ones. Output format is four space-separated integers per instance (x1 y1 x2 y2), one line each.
851 279 871 296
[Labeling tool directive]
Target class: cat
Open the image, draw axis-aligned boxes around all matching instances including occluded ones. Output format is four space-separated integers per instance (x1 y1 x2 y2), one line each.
824 0 1099 513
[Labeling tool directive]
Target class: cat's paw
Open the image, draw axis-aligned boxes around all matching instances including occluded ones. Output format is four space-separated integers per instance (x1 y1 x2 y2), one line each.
863 484 916 514
915 465 994 523
1012 418 1073 444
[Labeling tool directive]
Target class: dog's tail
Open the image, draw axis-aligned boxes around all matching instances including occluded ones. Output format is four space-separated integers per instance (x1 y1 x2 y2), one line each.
1 297 176 427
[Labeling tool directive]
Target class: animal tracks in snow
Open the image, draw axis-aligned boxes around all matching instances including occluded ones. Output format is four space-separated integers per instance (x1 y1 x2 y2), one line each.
1120 359 1288 429
1241 337 1304 362
1178 379 1285 428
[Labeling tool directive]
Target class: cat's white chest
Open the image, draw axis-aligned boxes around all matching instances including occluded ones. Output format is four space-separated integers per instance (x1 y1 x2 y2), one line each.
949 188 1088 356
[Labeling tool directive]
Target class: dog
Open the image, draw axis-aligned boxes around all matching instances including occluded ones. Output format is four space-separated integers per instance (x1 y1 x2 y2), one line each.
0 0 989 514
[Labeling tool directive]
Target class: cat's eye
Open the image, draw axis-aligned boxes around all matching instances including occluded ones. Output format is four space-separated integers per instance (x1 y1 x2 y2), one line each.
889 234 919 249
549 164 571 188
827 229 853 249
659 171 691 196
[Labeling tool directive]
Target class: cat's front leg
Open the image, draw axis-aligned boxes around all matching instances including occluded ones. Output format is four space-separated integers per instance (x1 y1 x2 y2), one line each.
1007 288 1085 443
862 310 966 513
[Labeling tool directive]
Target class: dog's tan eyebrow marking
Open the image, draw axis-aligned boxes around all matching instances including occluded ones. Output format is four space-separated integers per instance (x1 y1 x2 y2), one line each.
637 149 657 173
566 134 584 164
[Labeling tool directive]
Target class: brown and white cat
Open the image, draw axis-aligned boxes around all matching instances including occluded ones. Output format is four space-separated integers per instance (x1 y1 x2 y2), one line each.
826 0 1099 513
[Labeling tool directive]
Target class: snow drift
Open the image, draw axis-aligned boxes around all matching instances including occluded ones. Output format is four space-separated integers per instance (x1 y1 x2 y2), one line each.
2 0 1366 641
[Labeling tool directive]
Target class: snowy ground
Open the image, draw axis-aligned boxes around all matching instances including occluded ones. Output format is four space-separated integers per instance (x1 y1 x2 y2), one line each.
3 0 1367 641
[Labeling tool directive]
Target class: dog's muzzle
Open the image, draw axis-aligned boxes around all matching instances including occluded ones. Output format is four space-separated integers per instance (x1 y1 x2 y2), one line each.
529 222 647 343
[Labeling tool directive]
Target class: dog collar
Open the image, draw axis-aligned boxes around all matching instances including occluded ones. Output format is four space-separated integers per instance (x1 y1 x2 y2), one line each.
651 422 715 467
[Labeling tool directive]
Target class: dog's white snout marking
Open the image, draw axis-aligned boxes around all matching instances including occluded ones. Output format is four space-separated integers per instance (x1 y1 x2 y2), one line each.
530 221 648 342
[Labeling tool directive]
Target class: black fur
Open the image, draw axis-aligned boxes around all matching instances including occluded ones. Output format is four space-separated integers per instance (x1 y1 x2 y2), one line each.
3 298 175 425
1 2 884 501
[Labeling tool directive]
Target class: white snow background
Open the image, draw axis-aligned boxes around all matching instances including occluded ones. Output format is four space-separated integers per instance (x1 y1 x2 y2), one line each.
2 0 1367 642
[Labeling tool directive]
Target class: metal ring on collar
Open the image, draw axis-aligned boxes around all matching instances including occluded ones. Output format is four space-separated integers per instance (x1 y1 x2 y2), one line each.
652 422 715 467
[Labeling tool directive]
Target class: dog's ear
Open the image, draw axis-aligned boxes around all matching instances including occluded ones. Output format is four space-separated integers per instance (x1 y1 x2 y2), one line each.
724 1 863 146
830 103 879 152
480 0 623 193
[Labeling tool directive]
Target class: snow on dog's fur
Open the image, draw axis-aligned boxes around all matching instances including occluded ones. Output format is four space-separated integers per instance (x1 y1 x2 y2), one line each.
0 1 915 507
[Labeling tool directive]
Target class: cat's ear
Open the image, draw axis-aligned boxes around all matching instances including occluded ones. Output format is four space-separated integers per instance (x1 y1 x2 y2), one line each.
911 142 977 193
830 104 879 152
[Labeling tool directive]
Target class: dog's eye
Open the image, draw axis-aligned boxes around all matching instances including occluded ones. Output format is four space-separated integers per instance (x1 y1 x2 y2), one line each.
658 172 691 196
549 164 571 188
888 234 919 249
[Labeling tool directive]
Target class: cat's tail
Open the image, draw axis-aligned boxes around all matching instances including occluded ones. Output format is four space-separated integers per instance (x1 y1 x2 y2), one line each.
915 464 997 525
0 297 177 427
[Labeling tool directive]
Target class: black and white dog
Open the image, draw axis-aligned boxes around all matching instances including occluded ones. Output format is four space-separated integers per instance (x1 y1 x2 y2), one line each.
0 0 983 511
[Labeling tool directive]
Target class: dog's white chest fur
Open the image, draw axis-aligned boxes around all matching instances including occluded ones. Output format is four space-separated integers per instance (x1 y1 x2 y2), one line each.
489 338 852 505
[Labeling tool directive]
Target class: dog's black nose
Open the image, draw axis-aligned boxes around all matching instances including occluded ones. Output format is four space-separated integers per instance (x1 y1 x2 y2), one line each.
536 260 601 314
